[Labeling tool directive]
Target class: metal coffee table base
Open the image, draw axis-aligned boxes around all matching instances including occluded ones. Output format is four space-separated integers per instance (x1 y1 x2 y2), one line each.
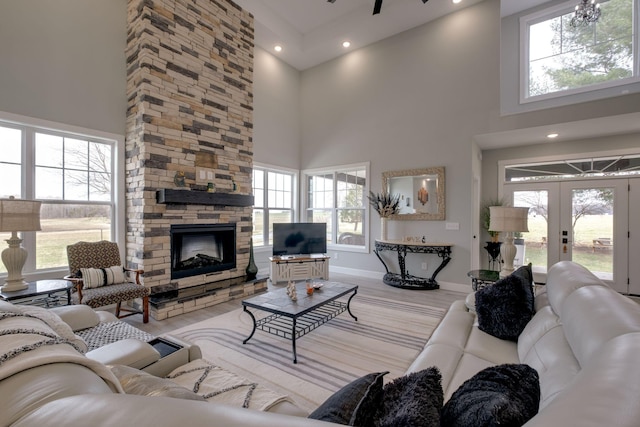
242 287 357 363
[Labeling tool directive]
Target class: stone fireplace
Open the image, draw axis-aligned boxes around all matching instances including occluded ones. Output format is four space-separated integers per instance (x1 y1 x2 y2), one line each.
125 0 262 319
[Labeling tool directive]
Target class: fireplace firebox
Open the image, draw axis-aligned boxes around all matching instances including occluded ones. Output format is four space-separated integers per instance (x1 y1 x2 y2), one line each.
170 223 236 280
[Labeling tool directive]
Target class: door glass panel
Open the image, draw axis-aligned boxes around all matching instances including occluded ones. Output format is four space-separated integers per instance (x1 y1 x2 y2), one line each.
571 188 613 280
513 190 548 271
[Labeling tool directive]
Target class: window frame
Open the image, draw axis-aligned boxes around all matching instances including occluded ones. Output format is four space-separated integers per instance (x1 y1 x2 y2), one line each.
0 111 124 281
519 0 640 105
302 162 370 254
500 0 640 116
251 162 298 251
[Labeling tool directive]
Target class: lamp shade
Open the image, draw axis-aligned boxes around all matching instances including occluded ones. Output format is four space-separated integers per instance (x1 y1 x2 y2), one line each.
488 206 529 233
0 197 42 232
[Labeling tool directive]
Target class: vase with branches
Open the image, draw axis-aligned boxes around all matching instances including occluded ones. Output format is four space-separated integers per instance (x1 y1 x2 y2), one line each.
368 191 400 240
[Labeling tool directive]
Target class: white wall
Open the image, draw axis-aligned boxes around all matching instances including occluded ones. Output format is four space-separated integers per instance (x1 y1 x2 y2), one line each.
0 0 127 135
298 0 502 285
253 48 301 169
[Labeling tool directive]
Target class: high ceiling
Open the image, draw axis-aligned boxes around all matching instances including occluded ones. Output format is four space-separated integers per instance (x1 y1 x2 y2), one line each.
235 0 546 71
235 0 640 147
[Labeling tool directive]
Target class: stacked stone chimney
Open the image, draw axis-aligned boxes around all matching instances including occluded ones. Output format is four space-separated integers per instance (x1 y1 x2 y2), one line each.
125 0 255 318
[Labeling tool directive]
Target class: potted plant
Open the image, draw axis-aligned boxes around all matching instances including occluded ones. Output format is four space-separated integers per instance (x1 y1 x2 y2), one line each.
367 191 400 241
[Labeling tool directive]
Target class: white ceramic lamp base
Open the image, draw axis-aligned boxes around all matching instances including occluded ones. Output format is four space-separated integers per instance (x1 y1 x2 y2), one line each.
1 234 29 292
499 233 517 278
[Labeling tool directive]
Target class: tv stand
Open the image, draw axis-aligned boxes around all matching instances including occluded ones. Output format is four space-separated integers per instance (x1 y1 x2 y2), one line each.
269 254 330 284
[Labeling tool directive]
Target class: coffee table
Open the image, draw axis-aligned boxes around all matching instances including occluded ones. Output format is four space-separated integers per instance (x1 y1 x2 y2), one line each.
242 281 358 363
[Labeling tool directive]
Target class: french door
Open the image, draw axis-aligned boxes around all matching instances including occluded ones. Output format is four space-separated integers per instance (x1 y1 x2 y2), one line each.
504 178 637 294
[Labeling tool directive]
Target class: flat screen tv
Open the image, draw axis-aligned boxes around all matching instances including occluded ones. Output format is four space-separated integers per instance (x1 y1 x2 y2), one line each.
272 222 327 256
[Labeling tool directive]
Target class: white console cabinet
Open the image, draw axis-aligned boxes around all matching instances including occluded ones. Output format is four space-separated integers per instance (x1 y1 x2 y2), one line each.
269 255 330 284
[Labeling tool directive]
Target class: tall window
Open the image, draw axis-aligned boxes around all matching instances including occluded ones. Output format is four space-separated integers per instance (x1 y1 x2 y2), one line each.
0 118 117 276
304 163 368 250
522 0 637 102
252 165 296 247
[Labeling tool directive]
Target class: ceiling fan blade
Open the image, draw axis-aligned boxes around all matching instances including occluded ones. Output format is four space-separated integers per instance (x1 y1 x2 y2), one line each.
373 0 383 14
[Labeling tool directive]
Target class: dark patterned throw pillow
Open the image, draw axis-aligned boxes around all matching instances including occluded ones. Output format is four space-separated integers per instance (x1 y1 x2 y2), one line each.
475 264 535 341
308 371 388 426
377 367 443 427
441 364 540 427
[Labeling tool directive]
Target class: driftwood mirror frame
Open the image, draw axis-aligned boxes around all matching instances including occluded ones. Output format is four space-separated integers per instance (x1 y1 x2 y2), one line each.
382 167 446 221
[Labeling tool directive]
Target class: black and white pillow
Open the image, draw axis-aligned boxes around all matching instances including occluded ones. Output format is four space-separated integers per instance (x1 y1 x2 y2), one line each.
80 265 125 288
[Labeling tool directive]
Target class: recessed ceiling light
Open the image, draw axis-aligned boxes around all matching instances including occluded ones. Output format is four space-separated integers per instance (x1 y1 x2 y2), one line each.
274 45 282 52
452 0 462 4
342 41 351 48
547 133 559 139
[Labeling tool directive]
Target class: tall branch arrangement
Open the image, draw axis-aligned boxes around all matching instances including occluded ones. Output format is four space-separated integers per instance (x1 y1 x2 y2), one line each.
368 191 400 218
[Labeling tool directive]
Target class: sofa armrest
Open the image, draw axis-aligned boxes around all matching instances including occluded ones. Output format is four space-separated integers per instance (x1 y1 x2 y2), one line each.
86 338 160 369
49 305 101 332
140 335 201 378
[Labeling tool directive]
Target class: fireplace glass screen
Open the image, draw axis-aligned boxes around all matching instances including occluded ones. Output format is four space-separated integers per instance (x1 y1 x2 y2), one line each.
170 223 236 279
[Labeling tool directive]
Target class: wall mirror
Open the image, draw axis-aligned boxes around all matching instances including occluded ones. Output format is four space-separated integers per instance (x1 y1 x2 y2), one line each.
382 167 445 221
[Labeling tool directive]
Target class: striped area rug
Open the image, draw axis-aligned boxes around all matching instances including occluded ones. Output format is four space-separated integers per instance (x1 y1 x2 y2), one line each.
169 294 446 413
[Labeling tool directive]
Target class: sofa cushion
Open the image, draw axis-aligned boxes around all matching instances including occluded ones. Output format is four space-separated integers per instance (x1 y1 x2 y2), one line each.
308 371 388 425
6 304 88 353
475 265 534 341
517 305 580 408
441 364 540 427
50 305 101 332
545 261 608 317
377 367 442 427
110 364 205 401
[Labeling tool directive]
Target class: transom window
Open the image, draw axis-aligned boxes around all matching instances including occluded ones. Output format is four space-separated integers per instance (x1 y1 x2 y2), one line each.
304 163 369 250
251 164 296 247
0 118 118 276
522 0 637 102
505 154 640 182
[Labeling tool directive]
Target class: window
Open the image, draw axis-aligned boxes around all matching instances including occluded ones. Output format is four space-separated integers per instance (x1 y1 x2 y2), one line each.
522 0 637 102
304 163 369 250
0 115 119 277
252 164 296 247
504 154 640 182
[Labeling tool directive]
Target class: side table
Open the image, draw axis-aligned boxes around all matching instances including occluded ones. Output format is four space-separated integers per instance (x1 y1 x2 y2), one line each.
0 279 74 307
467 269 499 291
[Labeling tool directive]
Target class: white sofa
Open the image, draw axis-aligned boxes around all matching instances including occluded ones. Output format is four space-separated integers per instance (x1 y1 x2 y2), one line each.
407 260 640 426
0 300 317 427
2 260 640 426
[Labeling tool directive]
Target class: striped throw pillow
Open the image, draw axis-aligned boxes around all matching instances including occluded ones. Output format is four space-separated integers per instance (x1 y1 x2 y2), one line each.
80 268 107 288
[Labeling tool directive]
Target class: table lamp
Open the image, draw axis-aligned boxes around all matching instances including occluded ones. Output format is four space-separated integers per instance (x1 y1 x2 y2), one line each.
0 197 42 292
489 206 529 278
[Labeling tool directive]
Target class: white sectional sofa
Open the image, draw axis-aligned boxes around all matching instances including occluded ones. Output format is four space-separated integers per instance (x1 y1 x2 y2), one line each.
407 260 640 426
2 260 639 426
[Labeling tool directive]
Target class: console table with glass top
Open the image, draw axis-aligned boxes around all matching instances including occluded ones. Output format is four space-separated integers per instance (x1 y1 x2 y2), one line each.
466 269 500 291
373 240 453 290
0 280 74 307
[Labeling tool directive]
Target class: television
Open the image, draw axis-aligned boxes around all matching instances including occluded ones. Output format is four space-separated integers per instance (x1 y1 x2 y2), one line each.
272 223 327 256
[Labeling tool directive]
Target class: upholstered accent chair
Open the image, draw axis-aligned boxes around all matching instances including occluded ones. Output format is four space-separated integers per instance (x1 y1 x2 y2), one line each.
65 240 149 323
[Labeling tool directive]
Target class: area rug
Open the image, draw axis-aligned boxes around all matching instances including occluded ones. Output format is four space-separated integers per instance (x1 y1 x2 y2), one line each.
169 294 446 412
